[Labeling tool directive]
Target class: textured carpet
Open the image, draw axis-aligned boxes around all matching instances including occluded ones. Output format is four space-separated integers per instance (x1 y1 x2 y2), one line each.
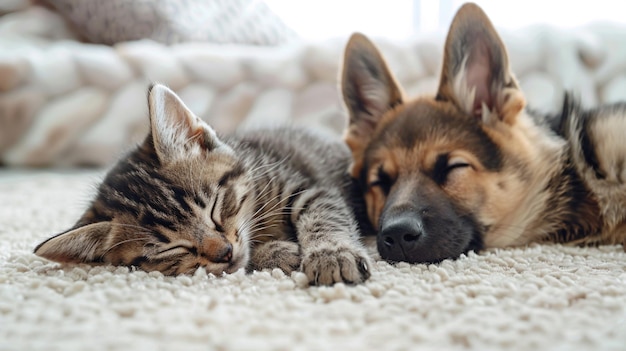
1 170 625 351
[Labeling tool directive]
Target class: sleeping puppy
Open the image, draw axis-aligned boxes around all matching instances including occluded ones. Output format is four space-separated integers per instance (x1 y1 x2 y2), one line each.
340 2 626 263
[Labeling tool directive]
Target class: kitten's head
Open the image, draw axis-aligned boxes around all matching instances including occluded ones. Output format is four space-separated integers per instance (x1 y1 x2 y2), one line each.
35 84 255 275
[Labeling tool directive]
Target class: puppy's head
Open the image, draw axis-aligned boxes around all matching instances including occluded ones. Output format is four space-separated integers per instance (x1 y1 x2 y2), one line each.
341 3 535 263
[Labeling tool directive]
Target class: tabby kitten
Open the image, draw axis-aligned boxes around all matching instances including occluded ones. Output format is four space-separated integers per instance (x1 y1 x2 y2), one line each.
35 84 371 285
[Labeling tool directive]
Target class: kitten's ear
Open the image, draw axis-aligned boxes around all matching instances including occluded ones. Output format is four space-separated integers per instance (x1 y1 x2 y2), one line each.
436 3 525 125
341 33 403 177
34 222 114 263
147 84 221 162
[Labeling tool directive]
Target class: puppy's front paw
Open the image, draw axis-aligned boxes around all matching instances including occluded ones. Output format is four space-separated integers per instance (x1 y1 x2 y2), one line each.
301 246 371 285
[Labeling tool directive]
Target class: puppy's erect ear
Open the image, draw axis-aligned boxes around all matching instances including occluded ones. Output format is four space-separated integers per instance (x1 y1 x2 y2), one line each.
34 222 115 264
147 84 221 163
436 3 525 125
341 33 403 177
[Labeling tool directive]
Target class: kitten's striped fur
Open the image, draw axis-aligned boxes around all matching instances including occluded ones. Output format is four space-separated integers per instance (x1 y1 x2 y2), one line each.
35 84 371 285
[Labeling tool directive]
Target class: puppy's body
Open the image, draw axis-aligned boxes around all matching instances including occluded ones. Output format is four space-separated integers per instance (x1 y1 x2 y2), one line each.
340 3 626 263
553 97 626 246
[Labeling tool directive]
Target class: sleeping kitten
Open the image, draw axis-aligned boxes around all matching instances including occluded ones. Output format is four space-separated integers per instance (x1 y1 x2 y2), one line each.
34 84 371 285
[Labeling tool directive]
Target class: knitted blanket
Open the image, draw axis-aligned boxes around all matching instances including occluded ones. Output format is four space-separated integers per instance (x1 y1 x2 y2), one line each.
3 6 626 166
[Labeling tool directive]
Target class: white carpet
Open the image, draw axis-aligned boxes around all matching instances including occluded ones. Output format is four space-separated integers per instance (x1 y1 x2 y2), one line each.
1 170 625 351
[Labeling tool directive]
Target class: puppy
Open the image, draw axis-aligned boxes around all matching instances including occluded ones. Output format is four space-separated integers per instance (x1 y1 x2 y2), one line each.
340 2 626 263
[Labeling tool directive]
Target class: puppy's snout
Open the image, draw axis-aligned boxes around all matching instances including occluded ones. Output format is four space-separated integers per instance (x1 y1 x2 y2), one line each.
379 215 424 261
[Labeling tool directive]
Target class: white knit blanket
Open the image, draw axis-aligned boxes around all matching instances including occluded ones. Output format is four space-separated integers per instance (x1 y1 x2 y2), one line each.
1 170 625 351
4 6 626 167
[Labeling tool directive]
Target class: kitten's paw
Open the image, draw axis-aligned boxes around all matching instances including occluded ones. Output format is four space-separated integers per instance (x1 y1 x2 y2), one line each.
301 246 371 285
250 240 301 274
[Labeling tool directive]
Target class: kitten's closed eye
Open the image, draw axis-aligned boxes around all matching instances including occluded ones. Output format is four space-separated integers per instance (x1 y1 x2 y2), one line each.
155 240 195 256
139 235 236 275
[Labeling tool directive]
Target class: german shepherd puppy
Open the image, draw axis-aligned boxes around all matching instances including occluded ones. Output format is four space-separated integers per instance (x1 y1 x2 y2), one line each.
340 3 626 263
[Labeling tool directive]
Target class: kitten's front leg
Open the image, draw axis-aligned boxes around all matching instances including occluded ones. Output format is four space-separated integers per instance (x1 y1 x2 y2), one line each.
249 240 301 274
291 188 371 285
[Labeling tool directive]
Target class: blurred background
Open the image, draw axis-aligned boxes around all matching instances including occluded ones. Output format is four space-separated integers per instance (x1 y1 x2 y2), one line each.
1 0 626 168
267 0 626 39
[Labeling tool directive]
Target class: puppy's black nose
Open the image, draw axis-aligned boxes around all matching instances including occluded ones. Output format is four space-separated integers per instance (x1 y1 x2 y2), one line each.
379 215 423 261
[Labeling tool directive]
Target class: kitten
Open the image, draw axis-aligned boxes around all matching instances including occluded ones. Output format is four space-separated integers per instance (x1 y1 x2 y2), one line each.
34 84 371 285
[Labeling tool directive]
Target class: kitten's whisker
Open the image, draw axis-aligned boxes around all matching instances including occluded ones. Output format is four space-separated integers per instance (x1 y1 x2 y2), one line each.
251 212 297 223
251 188 309 220
248 226 281 237
249 235 277 242
250 233 277 240
248 155 290 177
249 223 281 234
249 192 281 219
250 239 272 245
249 223 281 232
247 164 281 183
240 188 309 234
246 160 294 186
251 207 300 220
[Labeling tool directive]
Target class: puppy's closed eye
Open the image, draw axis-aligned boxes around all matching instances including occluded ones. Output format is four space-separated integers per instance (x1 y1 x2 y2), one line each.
369 165 394 194
447 156 472 172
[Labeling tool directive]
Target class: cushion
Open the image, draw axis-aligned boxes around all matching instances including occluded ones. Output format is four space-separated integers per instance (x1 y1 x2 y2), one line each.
42 0 298 45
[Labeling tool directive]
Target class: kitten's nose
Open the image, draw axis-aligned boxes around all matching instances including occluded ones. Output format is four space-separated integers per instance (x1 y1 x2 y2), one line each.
202 238 233 263
216 243 233 263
